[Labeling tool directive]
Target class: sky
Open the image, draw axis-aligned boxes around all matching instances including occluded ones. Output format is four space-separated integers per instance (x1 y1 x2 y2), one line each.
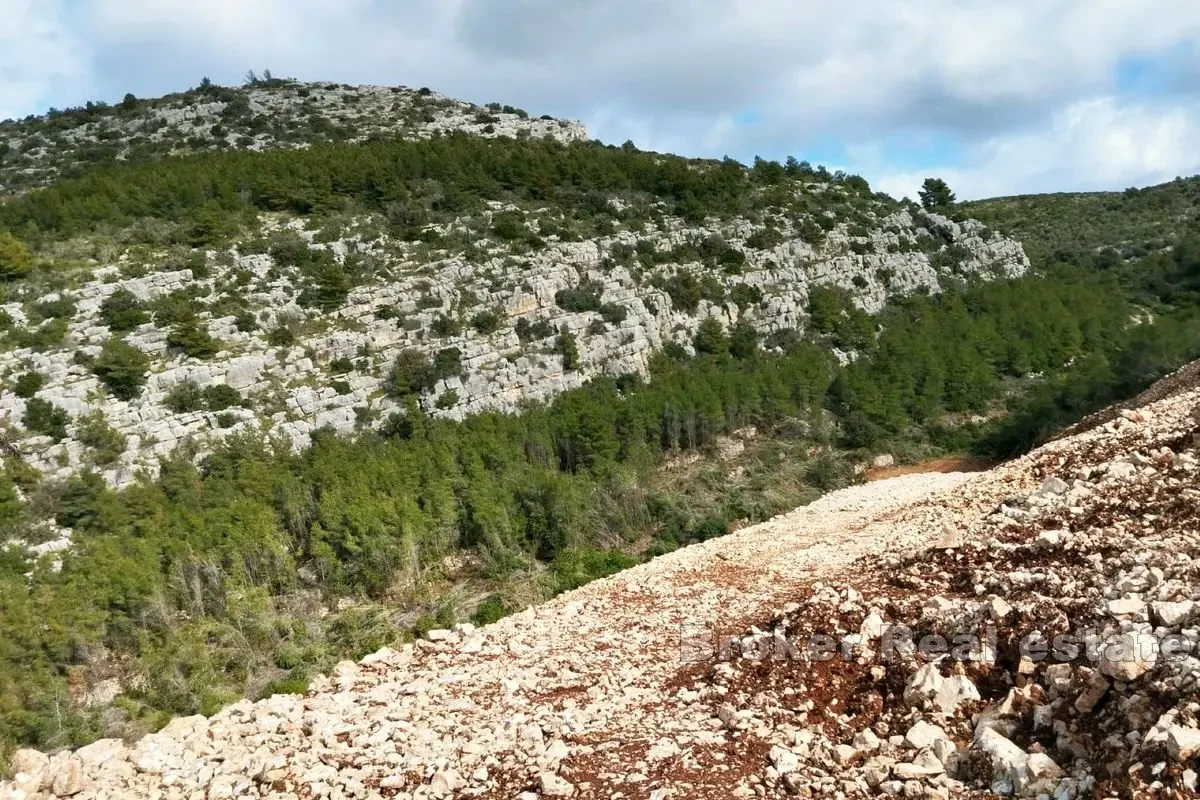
4 0 1200 201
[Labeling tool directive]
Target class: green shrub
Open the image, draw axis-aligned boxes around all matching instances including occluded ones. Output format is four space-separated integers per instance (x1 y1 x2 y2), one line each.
557 326 580 370
0 233 33 280
745 227 784 250
9 319 68 350
491 212 527 241
550 549 639 594
152 288 206 327
693 317 729 355
730 283 763 310
331 380 351 396
76 411 127 465
99 289 149 332
663 272 702 314
329 357 354 374
387 349 434 396
266 325 296 347
435 389 459 409
599 303 626 325
470 310 501 335
298 261 351 311
31 297 75 321
202 384 242 411
92 337 151 400
433 347 463 380
555 282 603 313
730 322 759 360
515 317 554 342
164 380 204 413
471 595 509 626
12 371 43 399
258 670 310 698
804 452 853 491
233 311 257 332
167 318 219 359
375 305 402 321
23 397 68 440
430 314 460 338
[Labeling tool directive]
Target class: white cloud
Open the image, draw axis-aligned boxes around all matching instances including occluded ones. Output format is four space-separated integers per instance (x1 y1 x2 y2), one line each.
867 96 1200 201
0 0 87 121
3 0 1200 196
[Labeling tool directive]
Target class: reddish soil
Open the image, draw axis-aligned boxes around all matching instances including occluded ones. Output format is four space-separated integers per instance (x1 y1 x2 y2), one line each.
865 456 995 482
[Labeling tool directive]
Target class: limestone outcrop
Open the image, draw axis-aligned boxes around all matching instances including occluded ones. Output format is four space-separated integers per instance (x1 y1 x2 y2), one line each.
0 205 1026 490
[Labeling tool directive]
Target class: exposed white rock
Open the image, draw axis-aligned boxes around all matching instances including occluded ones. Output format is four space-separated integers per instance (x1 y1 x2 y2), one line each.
1096 631 1158 681
904 720 949 750
904 663 981 715
1166 725 1200 761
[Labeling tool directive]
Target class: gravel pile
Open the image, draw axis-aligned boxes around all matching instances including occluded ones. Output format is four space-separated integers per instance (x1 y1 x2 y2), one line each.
3 362 1197 800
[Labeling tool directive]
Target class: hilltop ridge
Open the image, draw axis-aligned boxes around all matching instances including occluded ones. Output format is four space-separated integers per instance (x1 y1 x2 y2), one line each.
0 77 587 193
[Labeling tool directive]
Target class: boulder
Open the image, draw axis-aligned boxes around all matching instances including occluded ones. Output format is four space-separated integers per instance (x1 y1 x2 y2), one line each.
1153 600 1196 627
9 750 47 780
1039 476 1069 495
74 739 126 769
1097 631 1158 681
1073 669 1110 713
904 663 981 714
933 526 964 549
769 745 799 775
429 768 462 797
49 757 87 797
974 728 1062 797
538 772 575 797
1167 725 1200 761
892 749 944 779
862 756 894 788
904 720 949 750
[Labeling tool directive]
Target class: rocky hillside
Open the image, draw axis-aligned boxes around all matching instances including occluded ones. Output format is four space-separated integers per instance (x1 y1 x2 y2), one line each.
0 204 1025 490
0 77 586 193
3 357 1196 800
0 88 1030 491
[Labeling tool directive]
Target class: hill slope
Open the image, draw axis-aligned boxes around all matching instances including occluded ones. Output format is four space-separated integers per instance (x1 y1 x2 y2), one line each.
0 117 1027 488
962 175 1200 264
3 359 1197 799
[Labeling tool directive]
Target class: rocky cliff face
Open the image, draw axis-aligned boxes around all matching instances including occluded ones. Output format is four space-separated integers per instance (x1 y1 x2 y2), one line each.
0 79 587 193
3 359 1196 800
0 203 1026 489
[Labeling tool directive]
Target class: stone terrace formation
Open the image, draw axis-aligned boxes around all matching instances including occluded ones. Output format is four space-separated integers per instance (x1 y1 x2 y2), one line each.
0 203 1026 490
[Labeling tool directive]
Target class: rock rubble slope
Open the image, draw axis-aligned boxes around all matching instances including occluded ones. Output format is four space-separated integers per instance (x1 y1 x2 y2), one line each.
4 361 1198 800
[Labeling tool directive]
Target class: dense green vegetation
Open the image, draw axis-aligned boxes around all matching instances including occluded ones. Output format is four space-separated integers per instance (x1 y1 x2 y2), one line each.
963 176 1200 264
0 132 888 255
